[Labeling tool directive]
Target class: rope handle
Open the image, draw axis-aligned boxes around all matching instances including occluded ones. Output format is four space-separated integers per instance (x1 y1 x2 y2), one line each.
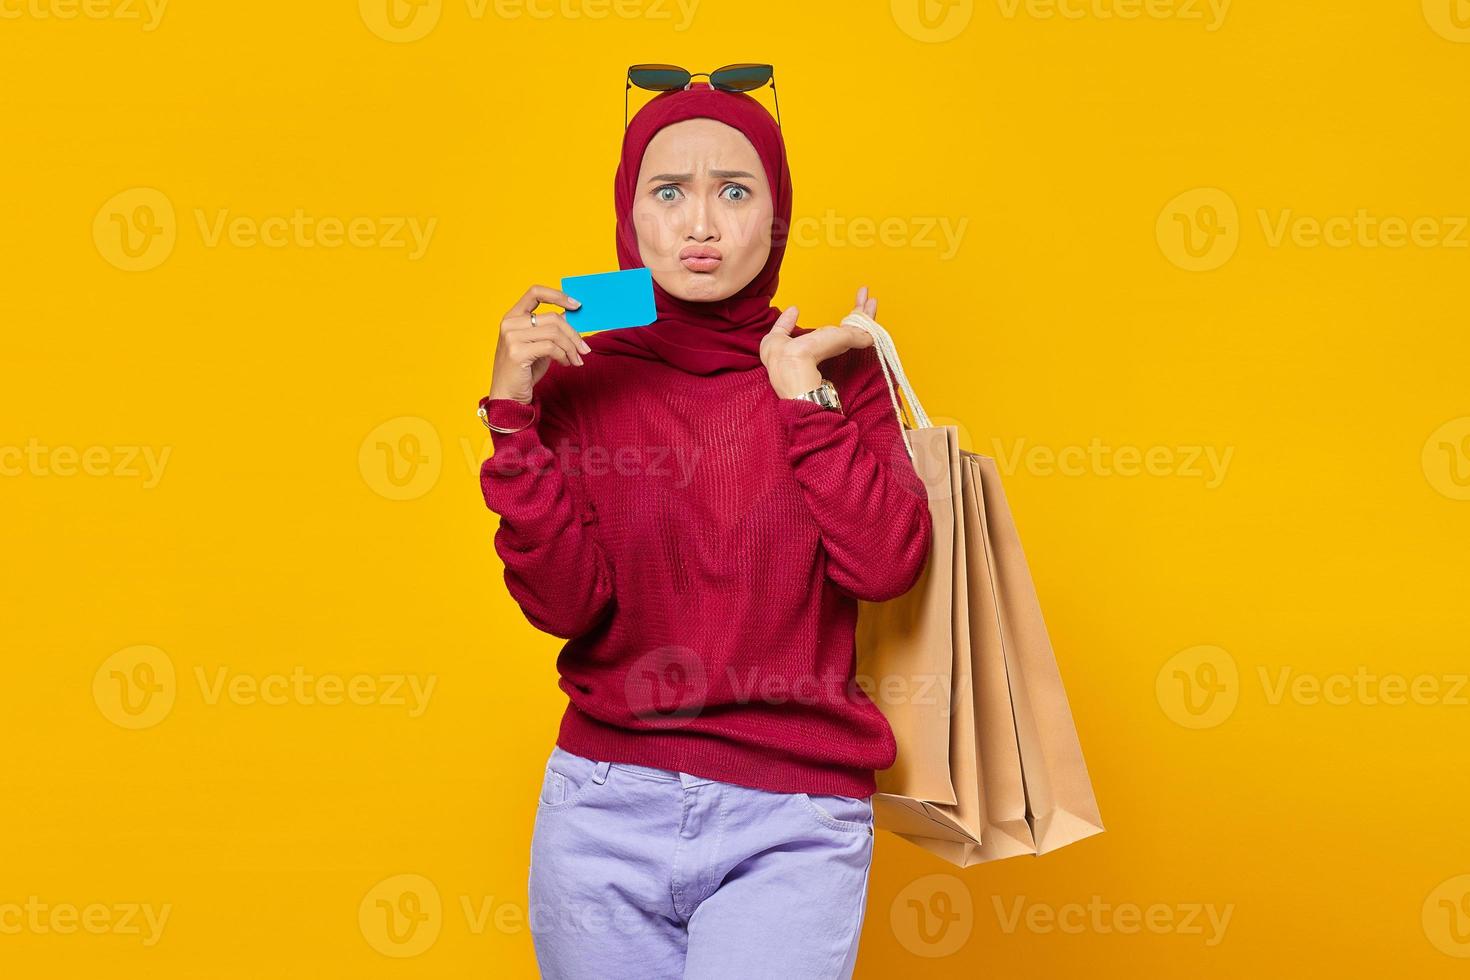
840 309 931 460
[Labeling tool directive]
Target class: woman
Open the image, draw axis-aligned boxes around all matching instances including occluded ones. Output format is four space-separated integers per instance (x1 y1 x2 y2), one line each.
478 79 933 979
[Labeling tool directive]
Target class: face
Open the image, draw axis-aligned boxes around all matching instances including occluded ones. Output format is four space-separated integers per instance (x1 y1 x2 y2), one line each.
631 117 774 303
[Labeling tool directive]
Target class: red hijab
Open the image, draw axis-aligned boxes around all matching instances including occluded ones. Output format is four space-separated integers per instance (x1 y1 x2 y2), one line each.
583 81 797 375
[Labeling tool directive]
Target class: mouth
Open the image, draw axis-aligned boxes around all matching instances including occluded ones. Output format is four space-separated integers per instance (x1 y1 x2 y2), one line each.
679 246 723 273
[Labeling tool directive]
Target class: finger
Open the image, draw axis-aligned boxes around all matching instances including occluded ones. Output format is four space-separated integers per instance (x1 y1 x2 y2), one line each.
523 318 584 366
868 295 878 318
857 285 868 309
508 284 582 318
521 310 590 359
519 338 573 368
769 305 799 337
845 324 875 348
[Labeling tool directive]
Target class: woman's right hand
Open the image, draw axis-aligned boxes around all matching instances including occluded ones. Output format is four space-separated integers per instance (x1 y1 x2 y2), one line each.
487 285 593 404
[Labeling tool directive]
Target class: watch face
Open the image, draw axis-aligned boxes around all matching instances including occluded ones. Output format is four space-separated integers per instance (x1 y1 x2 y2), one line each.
820 381 841 410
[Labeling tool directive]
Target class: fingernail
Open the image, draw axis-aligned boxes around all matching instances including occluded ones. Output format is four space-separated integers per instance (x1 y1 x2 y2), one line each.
579 340 591 354
569 298 582 308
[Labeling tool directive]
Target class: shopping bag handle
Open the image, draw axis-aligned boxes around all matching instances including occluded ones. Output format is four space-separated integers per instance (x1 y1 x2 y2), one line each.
840 309 932 461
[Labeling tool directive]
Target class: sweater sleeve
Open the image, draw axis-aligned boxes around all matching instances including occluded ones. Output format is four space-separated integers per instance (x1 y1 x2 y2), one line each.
477 378 616 639
774 347 934 603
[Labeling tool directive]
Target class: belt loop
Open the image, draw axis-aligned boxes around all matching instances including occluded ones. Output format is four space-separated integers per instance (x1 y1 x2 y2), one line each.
592 760 611 784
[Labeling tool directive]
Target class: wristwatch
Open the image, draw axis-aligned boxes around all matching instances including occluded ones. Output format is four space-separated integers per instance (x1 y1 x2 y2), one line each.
790 378 842 413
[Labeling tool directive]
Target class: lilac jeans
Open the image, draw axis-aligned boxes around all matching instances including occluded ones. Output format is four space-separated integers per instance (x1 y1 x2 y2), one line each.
527 744 876 979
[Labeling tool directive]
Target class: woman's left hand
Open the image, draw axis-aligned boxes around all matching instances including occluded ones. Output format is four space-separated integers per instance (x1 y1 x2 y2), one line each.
762 286 880 398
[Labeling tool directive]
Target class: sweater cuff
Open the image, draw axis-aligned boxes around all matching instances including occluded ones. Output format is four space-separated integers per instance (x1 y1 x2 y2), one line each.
775 394 847 436
479 394 537 431
480 394 544 445
478 395 546 478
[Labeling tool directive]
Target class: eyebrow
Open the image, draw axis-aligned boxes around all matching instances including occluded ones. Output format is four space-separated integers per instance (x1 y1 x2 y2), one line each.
646 170 758 183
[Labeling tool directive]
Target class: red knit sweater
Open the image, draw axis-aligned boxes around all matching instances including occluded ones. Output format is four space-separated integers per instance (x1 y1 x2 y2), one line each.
478 343 933 797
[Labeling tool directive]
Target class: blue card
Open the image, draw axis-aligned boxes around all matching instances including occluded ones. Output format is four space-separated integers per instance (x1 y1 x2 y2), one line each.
561 268 657 334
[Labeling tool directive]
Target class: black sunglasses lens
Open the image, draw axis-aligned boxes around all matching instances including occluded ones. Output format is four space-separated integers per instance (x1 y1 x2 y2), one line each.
629 65 691 91
710 63 772 92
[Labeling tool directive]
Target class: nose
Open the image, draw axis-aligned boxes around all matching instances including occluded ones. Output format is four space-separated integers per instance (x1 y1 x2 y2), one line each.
688 196 718 244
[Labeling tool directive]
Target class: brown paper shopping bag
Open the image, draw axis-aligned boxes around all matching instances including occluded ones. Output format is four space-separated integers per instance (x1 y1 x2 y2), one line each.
846 311 1103 867
854 422 961 808
971 452 1104 854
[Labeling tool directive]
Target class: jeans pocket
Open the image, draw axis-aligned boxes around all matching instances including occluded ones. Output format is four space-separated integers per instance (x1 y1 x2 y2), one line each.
799 792 875 836
538 746 600 811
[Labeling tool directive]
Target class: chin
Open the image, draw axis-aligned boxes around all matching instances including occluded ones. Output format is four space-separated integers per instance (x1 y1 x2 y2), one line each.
663 268 737 303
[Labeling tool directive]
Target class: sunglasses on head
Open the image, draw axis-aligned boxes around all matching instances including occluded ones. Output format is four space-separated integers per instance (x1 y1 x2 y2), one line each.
625 63 781 130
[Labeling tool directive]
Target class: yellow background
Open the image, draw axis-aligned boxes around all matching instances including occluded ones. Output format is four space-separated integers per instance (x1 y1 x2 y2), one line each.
3 0 1469 975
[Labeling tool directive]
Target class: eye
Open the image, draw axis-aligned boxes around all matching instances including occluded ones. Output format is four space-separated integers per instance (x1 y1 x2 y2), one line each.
721 184 751 202
653 185 682 203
